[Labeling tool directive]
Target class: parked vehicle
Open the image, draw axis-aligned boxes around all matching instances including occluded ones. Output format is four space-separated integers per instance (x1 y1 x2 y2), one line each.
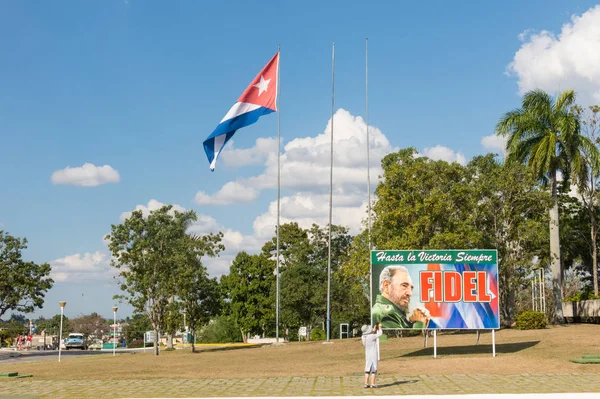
64 333 87 350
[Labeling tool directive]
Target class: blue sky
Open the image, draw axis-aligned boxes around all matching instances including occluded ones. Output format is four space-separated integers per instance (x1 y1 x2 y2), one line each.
2 0 600 320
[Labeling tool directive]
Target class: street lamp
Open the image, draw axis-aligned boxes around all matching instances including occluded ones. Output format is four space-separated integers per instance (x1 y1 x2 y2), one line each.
112 306 118 356
58 301 66 363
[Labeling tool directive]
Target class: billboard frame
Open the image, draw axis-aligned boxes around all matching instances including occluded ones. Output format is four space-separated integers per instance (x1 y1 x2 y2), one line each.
370 249 499 358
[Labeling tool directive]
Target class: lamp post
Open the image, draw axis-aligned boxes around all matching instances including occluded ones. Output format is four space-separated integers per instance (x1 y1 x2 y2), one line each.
112 306 118 356
58 301 66 362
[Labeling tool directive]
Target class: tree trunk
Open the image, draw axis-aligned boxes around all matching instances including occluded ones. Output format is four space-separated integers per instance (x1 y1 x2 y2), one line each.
153 327 159 356
166 297 174 349
549 173 564 324
499 273 515 326
592 211 599 296
191 329 196 353
240 329 247 343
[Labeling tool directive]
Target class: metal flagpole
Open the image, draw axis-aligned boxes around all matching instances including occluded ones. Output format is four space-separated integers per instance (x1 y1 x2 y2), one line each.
276 46 281 344
366 37 372 250
326 41 335 342
366 37 374 320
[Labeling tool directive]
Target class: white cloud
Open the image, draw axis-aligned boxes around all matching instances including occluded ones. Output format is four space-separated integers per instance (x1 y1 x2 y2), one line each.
111 111 471 279
119 199 186 221
50 251 115 283
252 193 369 239
51 163 120 187
195 182 259 205
220 137 278 168
117 200 260 276
196 109 473 254
508 5 600 105
423 145 467 165
199 109 395 204
481 134 508 156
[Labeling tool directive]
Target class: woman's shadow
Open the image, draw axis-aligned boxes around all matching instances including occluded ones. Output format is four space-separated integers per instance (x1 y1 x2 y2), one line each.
377 379 419 388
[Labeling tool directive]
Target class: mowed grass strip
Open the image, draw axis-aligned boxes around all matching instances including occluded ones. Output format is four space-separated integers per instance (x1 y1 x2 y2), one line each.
4 324 600 380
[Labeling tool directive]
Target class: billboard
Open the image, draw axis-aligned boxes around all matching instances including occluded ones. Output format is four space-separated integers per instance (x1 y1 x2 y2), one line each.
370 250 499 329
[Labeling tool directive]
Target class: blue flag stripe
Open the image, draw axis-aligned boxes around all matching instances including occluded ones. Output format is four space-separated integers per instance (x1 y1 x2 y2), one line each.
203 106 274 169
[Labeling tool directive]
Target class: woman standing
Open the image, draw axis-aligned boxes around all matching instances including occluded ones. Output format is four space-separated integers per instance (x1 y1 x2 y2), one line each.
361 323 382 388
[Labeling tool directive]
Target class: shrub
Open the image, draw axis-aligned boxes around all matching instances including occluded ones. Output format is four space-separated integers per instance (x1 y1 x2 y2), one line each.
197 315 242 343
310 328 326 341
516 311 546 330
563 290 600 302
128 339 153 348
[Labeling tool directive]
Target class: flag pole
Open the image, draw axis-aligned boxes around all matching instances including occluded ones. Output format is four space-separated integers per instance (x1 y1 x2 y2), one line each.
366 37 373 316
326 41 335 343
276 45 281 344
366 37 372 250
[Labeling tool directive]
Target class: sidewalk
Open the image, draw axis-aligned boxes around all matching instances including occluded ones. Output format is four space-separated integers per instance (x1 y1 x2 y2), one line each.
1 374 599 399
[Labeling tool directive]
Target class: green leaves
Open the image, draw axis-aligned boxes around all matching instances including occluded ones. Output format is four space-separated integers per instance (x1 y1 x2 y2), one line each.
104 205 223 354
221 251 274 339
373 148 482 250
0 231 54 319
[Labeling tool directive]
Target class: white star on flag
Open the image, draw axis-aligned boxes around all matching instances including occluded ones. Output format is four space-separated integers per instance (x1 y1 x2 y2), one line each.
253 75 271 96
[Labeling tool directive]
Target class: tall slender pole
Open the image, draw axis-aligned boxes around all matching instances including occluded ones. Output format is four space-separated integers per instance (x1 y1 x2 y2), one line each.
539 269 543 312
366 38 374 319
542 269 546 313
58 301 66 362
532 278 536 311
112 306 118 356
276 46 281 344
326 42 335 342
366 37 372 251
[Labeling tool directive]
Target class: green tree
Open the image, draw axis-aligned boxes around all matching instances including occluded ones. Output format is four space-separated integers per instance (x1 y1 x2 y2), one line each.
221 251 275 342
198 315 242 343
496 89 597 322
70 313 110 342
338 230 372 331
105 205 224 355
178 256 222 352
36 314 71 336
279 261 325 336
122 313 152 346
468 154 550 325
0 231 54 319
306 224 353 336
571 104 600 295
259 222 356 340
261 222 311 268
0 319 26 347
372 147 482 250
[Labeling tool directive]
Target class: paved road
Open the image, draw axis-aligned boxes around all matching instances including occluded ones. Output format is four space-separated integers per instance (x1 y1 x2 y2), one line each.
1 374 599 399
0 348 142 365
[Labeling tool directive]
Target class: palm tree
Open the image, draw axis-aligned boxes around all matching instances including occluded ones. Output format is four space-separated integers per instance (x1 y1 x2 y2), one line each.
496 89 596 323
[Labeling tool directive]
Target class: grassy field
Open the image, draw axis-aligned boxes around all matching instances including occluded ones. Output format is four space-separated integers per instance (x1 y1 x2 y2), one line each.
6 323 600 380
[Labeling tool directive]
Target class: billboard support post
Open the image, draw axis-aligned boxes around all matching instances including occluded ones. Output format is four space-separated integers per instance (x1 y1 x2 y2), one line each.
433 330 437 358
492 329 496 357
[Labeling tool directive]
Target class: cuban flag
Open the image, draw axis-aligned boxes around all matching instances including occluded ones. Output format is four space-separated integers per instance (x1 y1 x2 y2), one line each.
203 52 279 171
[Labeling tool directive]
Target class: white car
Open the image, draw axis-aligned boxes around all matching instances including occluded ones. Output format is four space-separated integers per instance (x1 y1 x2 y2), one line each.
64 333 87 350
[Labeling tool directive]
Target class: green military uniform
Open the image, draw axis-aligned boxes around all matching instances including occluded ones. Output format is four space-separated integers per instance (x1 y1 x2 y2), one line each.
371 294 426 329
